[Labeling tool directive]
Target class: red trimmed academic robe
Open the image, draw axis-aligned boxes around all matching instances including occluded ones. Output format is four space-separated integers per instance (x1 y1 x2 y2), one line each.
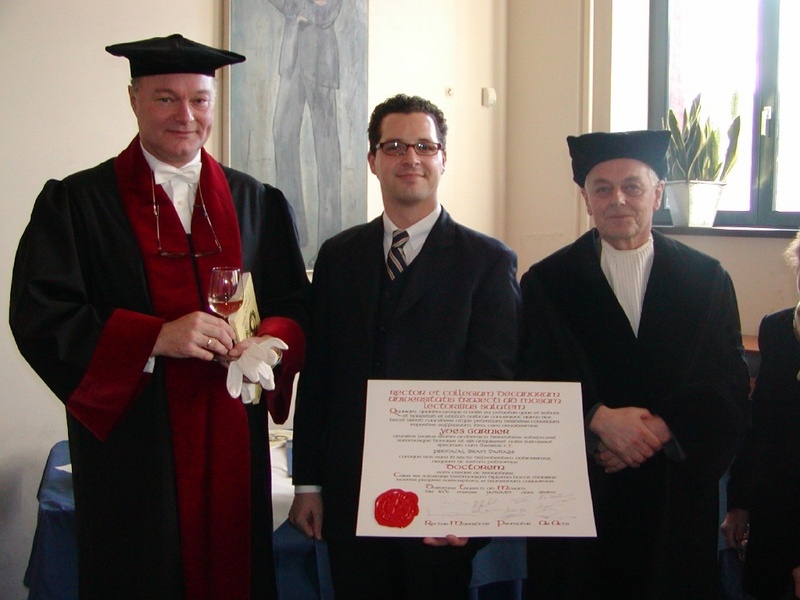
10 137 309 599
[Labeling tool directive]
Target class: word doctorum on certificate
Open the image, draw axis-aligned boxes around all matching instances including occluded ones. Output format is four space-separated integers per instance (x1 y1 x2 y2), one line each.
356 380 596 538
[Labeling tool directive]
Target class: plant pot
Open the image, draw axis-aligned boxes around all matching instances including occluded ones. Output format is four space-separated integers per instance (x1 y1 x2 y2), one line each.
665 180 726 227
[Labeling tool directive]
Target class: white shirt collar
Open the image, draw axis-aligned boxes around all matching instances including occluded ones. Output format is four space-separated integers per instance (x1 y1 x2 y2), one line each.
141 144 201 234
382 204 442 266
140 144 202 180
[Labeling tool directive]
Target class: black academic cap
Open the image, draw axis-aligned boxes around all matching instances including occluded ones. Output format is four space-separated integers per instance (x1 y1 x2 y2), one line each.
105 33 245 78
566 130 670 187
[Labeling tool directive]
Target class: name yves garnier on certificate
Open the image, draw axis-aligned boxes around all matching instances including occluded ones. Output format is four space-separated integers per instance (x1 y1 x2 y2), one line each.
356 380 597 538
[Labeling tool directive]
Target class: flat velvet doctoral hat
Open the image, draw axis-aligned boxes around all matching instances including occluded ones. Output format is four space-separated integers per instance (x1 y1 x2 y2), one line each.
105 33 245 78
567 130 670 187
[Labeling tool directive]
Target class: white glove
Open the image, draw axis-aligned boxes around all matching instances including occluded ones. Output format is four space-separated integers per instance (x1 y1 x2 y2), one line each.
240 382 260 404
226 337 289 403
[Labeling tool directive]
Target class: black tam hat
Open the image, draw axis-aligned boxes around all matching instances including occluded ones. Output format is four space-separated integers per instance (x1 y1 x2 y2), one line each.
567 130 670 187
106 33 245 78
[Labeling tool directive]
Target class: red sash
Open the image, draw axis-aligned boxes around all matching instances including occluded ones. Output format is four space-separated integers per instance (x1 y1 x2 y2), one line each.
115 137 251 600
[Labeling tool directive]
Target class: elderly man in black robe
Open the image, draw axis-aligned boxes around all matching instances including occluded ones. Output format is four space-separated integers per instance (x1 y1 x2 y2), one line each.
519 130 749 599
10 34 309 599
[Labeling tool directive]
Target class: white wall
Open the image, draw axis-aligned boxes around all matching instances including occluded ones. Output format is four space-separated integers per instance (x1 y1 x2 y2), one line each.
365 0 508 231
506 1 587 265
0 0 506 596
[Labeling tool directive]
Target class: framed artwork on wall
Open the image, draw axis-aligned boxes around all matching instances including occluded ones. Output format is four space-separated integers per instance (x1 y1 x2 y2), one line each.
225 0 368 269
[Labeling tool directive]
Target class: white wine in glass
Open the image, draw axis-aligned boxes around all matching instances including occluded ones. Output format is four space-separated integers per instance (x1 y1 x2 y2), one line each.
208 267 242 318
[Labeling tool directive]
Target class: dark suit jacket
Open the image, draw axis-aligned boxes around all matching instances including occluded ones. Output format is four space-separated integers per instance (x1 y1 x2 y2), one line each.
728 308 800 599
292 207 521 539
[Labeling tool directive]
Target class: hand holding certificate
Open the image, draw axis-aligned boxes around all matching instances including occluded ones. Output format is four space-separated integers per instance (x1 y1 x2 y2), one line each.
356 380 597 538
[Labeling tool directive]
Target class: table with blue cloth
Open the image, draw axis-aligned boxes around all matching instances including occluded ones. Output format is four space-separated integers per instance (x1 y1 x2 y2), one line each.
24 441 77 600
25 440 526 599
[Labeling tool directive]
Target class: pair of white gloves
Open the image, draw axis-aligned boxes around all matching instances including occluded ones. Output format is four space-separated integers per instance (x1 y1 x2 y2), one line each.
226 337 288 404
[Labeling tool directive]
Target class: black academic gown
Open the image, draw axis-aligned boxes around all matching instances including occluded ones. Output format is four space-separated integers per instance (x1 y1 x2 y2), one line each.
10 139 309 599
727 308 800 599
518 229 749 599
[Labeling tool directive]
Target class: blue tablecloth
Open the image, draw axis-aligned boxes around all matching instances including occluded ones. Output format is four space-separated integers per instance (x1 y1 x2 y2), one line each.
24 441 77 600
25 441 525 599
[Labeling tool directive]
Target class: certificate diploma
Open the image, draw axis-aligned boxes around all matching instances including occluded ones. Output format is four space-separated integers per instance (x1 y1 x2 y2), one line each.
356 380 596 538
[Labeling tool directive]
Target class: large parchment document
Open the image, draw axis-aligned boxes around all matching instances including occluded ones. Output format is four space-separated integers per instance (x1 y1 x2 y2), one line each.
356 380 596 538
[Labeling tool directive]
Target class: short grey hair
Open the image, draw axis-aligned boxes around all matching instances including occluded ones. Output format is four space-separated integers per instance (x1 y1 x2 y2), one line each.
784 229 800 270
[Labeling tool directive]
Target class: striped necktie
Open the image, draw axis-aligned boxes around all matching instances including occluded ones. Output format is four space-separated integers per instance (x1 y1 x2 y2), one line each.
387 229 410 281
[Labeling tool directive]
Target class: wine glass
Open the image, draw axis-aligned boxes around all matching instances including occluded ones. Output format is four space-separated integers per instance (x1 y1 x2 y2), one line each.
208 267 242 318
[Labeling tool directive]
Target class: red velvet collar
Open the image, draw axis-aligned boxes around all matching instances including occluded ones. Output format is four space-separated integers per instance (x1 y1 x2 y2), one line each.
114 137 243 319
114 138 252 599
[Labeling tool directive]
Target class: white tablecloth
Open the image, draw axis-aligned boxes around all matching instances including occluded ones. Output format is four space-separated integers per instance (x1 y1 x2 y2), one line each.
270 441 294 530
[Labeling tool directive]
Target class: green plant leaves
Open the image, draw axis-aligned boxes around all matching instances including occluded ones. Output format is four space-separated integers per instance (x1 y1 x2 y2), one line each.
665 94 740 182
721 116 741 181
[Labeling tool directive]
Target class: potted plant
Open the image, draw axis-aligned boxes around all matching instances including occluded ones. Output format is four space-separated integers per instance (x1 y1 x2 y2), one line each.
664 94 741 227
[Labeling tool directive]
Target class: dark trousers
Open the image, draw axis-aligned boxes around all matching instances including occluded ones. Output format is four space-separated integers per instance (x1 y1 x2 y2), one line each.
327 536 478 600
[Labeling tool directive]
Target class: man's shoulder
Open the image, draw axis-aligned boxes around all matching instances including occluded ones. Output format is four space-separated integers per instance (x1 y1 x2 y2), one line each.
221 164 257 184
36 158 119 205
652 230 723 274
451 220 512 250
321 219 380 252
441 210 517 261
220 166 297 215
312 219 381 277
760 307 794 333
221 165 276 194
60 158 117 187
525 230 593 278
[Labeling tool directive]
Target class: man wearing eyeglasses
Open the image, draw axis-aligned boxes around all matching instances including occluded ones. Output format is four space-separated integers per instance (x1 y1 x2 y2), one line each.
288 94 521 599
9 35 309 600
517 131 749 599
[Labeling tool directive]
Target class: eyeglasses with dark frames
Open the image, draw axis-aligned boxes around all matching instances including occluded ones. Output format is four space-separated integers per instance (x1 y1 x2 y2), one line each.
151 178 222 258
374 140 443 156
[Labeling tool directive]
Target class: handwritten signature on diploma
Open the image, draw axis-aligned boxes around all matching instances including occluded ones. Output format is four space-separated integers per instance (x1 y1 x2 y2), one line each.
424 493 577 520
533 493 577 519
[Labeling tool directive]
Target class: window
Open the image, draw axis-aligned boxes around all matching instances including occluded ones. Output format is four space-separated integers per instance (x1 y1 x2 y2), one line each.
650 0 799 229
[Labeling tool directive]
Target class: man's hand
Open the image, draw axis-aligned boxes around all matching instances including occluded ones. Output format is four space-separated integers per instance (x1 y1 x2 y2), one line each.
593 441 628 473
642 414 673 445
289 492 324 540
720 508 749 551
227 335 285 364
152 311 236 360
589 405 664 468
423 535 468 547
792 564 800 599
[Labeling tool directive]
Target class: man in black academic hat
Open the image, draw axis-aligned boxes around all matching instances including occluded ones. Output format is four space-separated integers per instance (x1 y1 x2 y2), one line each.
10 34 309 599
518 130 750 599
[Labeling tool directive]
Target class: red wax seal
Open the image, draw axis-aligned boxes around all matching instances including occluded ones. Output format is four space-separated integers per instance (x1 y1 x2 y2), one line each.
374 488 419 528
